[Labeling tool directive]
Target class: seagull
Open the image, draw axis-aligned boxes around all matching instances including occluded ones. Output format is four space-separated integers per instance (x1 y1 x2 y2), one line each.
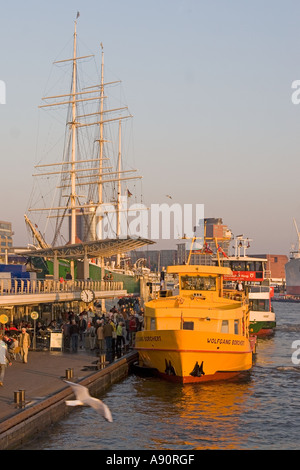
64 380 113 422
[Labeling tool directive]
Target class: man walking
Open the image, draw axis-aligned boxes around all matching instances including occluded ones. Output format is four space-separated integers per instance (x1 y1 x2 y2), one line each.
0 336 12 385
19 327 31 364
103 319 114 362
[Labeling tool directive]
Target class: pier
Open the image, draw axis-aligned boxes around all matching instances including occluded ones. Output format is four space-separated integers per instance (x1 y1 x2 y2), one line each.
0 278 126 307
0 348 138 450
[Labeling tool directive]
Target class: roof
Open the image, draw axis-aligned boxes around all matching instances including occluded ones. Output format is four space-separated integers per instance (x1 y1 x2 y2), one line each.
167 265 232 276
18 237 155 260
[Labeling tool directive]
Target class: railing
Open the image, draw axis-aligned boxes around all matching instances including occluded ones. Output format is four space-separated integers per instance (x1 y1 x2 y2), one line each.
0 278 124 296
223 289 246 303
248 285 270 293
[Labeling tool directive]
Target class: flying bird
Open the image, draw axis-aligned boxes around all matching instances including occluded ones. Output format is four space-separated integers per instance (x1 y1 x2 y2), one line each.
166 195 172 199
64 380 113 422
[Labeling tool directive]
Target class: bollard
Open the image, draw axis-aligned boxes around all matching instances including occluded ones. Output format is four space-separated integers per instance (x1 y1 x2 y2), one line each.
14 391 21 405
98 353 106 369
19 389 25 407
65 368 74 379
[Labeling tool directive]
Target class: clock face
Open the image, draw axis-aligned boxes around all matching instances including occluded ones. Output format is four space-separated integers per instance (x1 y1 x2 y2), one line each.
80 289 95 303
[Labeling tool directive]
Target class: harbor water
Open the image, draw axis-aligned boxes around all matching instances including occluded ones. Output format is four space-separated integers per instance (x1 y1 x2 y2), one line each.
23 302 300 450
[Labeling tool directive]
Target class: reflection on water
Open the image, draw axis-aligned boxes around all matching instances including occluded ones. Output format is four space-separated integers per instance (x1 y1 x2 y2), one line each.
23 302 300 450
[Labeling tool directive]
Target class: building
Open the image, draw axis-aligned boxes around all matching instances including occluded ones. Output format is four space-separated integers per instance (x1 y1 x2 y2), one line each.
0 220 13 259
250 254 288 285
130 249 178 271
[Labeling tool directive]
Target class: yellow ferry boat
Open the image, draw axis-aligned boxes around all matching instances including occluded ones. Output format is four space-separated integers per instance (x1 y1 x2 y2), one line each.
135 264 254 383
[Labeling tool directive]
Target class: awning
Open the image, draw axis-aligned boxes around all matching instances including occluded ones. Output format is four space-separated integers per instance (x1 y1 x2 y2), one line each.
18 237 155 260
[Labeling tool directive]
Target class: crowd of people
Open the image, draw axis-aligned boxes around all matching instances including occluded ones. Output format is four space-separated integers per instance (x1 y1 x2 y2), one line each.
0 296 145 386
1 295 144 354
60 296 144 356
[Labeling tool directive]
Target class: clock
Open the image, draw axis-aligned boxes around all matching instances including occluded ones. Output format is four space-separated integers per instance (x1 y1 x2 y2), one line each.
80 289 95 303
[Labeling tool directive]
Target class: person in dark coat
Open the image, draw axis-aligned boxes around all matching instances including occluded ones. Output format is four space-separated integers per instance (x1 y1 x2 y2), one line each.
69 320 79 352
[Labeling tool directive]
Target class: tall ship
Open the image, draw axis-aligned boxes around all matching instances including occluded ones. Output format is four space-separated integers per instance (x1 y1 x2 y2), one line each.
135 237 255 383
285 219 300 296
21 15 152 292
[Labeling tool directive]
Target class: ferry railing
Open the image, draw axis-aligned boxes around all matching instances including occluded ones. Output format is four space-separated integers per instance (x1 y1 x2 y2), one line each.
248 285 270 293
0 278 123 296
223 289 247 303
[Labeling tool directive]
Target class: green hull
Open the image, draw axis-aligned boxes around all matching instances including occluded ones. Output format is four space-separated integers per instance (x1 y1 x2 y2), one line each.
249 320 276 336
104 269 140 294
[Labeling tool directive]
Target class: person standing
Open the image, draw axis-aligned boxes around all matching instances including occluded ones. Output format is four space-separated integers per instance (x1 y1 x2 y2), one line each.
19 327 31 364
78 313 87 349
116 322 125 352
103 319 114 361
88 323 96 350
129 314 137 346
62 320 71 351
69 319 79 353
0 337 12 385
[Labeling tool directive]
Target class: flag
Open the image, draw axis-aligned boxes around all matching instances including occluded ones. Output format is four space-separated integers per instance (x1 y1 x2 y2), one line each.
202 242 213 254
217 244 228 258
76 11 80 19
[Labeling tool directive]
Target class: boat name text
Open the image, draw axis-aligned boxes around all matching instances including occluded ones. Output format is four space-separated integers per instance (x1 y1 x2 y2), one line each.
207 337 245 346
136 335 162 342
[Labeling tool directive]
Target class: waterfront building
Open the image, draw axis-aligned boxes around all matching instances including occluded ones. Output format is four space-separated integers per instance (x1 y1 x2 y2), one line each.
0 221 13 261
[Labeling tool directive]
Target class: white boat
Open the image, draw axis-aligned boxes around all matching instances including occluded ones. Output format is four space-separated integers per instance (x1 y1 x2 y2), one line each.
221 236 276 337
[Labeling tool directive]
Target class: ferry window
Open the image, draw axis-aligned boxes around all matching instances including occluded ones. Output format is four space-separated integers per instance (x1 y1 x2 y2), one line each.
221 320 229 333
234 320 239 335
150 318 156 330
183 321 194 330
255 262 263 271
181 275 216 291
249 299 269 311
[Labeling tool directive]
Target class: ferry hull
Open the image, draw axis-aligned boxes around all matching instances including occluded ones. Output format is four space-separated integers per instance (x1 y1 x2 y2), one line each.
249 311 276 337
135 330 253 384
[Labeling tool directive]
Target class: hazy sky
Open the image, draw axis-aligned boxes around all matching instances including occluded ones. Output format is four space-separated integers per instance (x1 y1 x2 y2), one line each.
1 0 300 255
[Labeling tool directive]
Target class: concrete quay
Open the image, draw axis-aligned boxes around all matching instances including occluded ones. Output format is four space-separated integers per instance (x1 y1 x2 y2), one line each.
0 348 138 450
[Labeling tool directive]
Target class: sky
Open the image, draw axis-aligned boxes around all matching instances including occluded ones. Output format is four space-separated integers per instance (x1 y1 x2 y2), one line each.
1 0 300 256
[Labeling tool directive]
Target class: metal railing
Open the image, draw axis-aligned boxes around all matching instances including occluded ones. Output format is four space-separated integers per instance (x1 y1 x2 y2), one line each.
0 278 124 296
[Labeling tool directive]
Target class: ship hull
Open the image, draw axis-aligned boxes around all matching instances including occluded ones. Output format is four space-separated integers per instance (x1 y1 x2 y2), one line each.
249 311 276 337
135 330 253 384
285 258 300 295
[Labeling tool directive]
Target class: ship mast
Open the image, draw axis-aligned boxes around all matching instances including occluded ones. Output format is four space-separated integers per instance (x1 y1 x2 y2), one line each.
116 119 122 266
70 19 77 245
27 19 143 267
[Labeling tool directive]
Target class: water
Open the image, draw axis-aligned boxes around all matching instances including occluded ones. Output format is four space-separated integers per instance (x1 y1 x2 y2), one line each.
23 302 300 450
